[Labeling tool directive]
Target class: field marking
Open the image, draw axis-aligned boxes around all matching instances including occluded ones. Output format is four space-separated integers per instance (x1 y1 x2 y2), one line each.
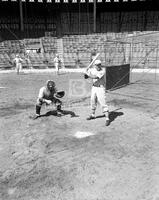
8 188 17 195
0 68 86 74
1 68 159 74
0 87 7 89
74 131 95 138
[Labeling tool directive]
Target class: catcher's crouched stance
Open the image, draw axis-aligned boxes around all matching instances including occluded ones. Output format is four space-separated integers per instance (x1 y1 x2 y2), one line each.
34 80 65 119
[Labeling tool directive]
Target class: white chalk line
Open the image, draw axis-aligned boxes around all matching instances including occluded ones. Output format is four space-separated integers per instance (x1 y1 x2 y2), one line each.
0 68 159 74
74 131 95 138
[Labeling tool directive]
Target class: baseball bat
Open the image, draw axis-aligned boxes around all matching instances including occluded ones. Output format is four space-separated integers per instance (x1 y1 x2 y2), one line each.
86 53 100 70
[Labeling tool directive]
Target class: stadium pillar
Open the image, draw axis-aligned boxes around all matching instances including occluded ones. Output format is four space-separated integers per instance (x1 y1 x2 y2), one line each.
93 0 96 33
19 0 24 31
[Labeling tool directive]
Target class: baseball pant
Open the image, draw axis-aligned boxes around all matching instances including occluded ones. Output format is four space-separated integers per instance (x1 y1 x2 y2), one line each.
15 63 22 74
90 86 109 114
55 63 60 74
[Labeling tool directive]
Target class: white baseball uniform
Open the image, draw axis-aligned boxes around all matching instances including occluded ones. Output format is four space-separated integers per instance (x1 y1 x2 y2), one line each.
54 56 61 74
13 57 23 74
87 67 109 115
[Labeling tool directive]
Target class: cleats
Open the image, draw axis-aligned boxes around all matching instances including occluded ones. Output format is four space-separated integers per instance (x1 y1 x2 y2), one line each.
105 119 110 126
30 114 40 120
56 110 64 117
86 115 95 120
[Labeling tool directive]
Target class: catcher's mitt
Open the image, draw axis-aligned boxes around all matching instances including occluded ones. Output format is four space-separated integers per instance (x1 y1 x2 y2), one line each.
55 91 65 98
84 74 89 79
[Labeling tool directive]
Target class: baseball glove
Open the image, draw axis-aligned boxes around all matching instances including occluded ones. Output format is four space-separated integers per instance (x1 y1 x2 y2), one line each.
55 91 65 98
84 74 89 79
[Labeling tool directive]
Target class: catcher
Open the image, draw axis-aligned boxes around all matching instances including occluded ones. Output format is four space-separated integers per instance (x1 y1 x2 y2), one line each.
34 80 65 119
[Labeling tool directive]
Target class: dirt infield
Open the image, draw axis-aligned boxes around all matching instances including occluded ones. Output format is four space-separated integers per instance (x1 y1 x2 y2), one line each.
0 70 159 200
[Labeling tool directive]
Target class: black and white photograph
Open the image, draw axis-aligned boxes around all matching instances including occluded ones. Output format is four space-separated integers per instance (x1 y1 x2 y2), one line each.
1 0 159 199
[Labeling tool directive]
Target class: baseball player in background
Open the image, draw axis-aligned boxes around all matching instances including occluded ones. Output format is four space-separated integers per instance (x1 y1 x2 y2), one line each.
54 54 62 75
13 54 24 75
85 59 110 126
34 80 64 119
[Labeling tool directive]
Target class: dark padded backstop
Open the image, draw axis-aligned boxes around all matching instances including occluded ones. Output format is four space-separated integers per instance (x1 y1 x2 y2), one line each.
105 64 130 90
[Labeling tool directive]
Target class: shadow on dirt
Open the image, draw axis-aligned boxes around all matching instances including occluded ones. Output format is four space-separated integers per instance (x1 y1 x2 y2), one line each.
0 103 33 117
39 109 79 118
95 111 124 124
109 111 124 122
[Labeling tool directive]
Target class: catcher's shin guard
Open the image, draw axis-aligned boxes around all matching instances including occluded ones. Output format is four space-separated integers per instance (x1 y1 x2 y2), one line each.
56 104 64 117
57 104 62 111
36 105 41 115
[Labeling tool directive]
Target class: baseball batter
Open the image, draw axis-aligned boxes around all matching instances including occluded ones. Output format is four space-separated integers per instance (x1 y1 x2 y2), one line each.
34 80 63 119
13 54 24 74
85 59 110 126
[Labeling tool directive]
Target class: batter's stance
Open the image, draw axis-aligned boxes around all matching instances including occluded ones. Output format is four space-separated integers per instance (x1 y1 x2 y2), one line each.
34 80 64 119
84 59 110 126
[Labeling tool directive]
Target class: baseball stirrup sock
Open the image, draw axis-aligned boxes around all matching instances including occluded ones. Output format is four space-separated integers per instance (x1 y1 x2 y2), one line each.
57 105 61 111
36 105 41 115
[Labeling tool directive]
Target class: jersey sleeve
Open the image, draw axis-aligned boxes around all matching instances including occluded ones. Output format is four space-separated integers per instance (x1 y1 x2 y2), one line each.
38 87 45 99
86 68 94 76
86 68 105 79
96 70 105 79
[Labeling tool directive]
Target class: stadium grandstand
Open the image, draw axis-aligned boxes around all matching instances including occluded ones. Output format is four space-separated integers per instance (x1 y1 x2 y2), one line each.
0 0 159 69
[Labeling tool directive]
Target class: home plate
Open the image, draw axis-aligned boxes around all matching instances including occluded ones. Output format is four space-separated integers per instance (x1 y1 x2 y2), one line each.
74 131 95 138
8 188 17 195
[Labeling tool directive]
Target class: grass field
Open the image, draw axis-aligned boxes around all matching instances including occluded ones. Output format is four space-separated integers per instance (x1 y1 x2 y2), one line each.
0 70 159 200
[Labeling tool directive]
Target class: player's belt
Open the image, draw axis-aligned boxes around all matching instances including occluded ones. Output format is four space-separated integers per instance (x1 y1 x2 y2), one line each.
92 75 105 87
93 84 100 87
92 84 104 88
